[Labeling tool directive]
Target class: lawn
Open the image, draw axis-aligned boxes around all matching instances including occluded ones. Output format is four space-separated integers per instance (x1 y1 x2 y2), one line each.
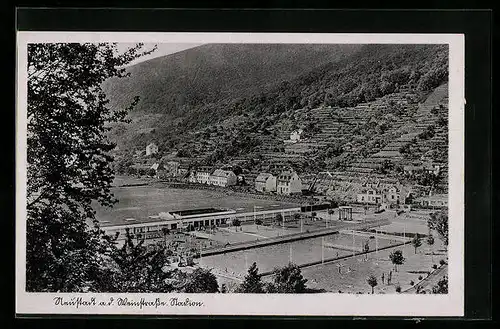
93 185 299 224
300 237 448 294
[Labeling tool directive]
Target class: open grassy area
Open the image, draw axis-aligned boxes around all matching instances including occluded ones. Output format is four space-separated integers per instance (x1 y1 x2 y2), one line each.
300 238 448 293
93 185 299 224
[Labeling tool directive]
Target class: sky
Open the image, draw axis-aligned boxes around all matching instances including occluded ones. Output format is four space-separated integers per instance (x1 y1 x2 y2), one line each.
116 43 204 66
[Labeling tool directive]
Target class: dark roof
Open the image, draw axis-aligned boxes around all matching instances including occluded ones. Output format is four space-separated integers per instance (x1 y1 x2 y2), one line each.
170 208 227 216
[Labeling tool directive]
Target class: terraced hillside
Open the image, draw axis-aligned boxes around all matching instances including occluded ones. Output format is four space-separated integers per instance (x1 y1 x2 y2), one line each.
110 44 449 197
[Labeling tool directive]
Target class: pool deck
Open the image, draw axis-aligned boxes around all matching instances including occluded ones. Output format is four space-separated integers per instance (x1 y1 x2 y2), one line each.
198 218 391 257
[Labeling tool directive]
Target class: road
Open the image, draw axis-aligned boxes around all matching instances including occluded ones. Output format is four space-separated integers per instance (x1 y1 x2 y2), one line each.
403 264 448 293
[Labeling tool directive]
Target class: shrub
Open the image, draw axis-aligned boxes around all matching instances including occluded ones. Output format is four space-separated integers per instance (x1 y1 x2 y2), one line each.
410 280 415 286
395 285 401 293
439 259 446 266
432 264 438 269
418 275 423 280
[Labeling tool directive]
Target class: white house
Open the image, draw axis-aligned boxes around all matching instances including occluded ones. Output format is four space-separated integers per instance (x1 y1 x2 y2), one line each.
290 129 303 142
210 169 237 187
356 188 384 204
277 170 302 195
196 166 213 184
146 143 159 156
255 173 277 193
415 194 448 208
385 186 401 204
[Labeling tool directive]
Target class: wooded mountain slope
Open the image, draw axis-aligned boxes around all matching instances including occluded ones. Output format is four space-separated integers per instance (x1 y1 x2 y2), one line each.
105 44 448 156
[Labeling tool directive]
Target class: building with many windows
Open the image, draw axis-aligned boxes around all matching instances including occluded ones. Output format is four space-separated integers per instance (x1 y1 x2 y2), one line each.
277 170 302 195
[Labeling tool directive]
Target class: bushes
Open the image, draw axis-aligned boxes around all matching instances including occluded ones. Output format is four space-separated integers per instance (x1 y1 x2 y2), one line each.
432 264 438 270
418 275 423 280
439 259 446 266
395 285 401 293
410 280 415 286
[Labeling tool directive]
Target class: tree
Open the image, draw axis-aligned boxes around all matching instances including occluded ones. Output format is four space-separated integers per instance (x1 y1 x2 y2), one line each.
432 276 448 294
428 210 448 247
161 227 170 247
427 234 435 262
180 268 219 293
363 240 370 260
389 250 405 272
275 213 283 226
109 228 176 293
26 42 155 292
270 263 308 293
237 262 264 293
412 234 422 254
367 275 378 294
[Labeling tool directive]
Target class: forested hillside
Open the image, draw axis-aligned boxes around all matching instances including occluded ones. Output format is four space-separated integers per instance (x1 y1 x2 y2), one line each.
106 44 448 170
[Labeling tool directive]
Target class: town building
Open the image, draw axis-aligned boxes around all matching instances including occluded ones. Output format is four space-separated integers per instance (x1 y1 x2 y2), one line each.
277 170 303 195
101 206 302 240
290 129 303 142
210 169 237 187
415 194 448 208
356 188 384 204
188 171 197 183
385 186 401 204
195 167 213 184
284 129 304 144
255 173 277 193
146 142 159 156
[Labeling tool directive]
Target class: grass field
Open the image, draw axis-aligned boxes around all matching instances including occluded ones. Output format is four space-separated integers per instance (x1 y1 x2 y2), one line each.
300 238 448 293
93 185 299 224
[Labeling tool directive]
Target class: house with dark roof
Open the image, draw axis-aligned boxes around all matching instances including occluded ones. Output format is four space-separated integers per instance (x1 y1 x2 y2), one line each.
210 169 237 187
255 173 277 193
276 170 302 195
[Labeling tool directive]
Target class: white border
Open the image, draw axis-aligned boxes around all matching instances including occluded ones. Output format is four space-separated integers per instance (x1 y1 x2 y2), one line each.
16 32 464 316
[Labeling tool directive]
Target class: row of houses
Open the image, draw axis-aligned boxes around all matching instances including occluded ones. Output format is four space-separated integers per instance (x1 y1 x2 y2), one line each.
356 185 447 208
188 167 238 187
255 170 303 195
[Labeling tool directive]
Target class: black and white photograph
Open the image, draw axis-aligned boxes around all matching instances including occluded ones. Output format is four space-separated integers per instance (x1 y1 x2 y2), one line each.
16 32 464 316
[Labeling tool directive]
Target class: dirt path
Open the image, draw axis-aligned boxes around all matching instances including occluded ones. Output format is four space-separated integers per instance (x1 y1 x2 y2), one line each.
403 264 448 293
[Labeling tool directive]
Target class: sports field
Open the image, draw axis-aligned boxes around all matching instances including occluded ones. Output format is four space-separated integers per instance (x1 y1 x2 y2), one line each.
93 185 299 224
301 238 448 293
200 232 404 280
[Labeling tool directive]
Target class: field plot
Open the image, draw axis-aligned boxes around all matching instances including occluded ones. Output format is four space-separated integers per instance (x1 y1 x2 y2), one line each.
93 186 299 224
200 232 403 281
301 238 448 293
199 224 300 244
376 217 430 235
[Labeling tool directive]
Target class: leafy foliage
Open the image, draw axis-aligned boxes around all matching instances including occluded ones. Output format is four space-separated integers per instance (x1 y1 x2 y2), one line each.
268 263 308 293
389 250 405 272
26 42 154 292
432 276 448 294
105 44 449 156
367 275 378 294
176 268 219 293
428 210 448 246
412 234 423 253
236 262 265 293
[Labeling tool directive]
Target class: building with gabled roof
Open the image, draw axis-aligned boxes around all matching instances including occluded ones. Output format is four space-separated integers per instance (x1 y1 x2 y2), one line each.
255 173 277 193
210 169 237 187
276 169 302 195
